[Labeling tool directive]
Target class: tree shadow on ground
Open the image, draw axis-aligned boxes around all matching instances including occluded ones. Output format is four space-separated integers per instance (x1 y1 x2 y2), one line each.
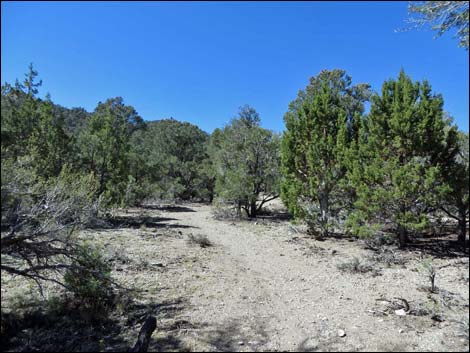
145 299 210 352
141 204 196 213
201 318 270 352
1 305 127 352
1 296 194 352
406 232 469 259
256 211 293 222
89 213 199 231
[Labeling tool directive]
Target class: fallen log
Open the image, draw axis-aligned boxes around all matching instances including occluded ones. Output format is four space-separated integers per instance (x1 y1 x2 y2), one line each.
130 316 157 352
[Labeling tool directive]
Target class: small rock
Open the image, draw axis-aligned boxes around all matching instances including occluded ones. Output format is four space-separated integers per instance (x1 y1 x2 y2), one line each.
238 341 245 346
399 329 404 334
331 250 337 255
395 309 407 316
280 253 285 256
338 329 346 337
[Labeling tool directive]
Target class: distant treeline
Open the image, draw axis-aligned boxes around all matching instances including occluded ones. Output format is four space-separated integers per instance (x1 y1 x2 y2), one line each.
1 65 468 249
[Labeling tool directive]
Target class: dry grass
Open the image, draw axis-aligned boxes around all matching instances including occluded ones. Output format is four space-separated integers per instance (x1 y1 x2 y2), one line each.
187 233 213 248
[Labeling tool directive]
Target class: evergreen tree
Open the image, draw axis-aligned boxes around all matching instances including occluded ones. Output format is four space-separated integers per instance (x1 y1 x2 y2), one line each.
281 69 370 237
1 64 42 159
214 105 281 218
28 95 72 179
128 119 211 202
348 70 458 247
78 97 142 205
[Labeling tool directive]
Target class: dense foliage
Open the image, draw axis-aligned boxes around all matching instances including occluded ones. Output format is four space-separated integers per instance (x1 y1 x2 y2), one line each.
281 68 468 246
129 119 214 203
347 70 460 247
281 69 371 237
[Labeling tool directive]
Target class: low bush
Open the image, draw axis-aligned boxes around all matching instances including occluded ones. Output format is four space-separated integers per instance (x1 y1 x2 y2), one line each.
337 256 379 275
64 243 115 318
187 233 213 248
367 248 406 267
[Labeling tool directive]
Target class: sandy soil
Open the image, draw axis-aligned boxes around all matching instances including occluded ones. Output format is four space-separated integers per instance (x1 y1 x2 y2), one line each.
2 203 469 352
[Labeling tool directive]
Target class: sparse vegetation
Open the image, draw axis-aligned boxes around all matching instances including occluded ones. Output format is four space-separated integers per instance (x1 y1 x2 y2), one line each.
367 248 406 267
187 233 213 248
336 256 379 275
419 256 438 293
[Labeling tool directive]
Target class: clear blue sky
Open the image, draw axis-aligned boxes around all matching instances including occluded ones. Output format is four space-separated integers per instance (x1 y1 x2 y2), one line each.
2 1 469 133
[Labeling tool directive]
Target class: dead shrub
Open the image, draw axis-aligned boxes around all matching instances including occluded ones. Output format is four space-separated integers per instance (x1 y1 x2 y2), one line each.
337 256 380 275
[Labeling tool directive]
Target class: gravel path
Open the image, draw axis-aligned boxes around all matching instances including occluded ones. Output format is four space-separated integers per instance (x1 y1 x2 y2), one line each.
1 203 468 352
151 204 469 352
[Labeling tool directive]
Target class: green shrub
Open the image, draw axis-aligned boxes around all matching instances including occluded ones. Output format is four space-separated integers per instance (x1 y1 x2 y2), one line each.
418 256 437 293
64 243 114 316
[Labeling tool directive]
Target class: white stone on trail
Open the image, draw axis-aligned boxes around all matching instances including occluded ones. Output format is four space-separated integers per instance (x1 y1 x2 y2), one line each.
395 309 407 316
338 329 346 337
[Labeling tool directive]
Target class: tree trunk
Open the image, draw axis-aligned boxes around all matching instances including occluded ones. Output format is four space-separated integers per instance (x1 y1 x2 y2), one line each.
398 226 408 248
457 203 467 245
319 192 329 238
99 158 107 195
249 199 257 218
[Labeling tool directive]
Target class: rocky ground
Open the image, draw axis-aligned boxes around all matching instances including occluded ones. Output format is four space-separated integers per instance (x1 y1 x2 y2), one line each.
1 203 469 352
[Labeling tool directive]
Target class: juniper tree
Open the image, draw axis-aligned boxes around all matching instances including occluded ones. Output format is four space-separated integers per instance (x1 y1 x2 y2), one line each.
78 97 143 205
28 95 72 179
348 70 459 247
128 119 212 202
1 64 42 160
281 69 370 237
214 105 281 217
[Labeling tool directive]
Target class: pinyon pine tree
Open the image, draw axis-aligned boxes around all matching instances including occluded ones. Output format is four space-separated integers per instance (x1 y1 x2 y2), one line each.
281 69 370 237
347 70 459 247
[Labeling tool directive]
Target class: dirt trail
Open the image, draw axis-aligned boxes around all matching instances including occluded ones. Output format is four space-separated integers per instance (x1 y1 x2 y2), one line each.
151 204 469 352
1 203 468 352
